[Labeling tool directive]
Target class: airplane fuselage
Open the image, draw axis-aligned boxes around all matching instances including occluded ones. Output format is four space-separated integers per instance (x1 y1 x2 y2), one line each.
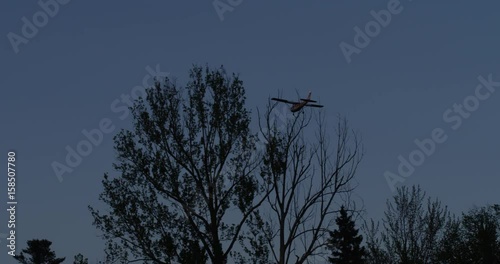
290 101 308 112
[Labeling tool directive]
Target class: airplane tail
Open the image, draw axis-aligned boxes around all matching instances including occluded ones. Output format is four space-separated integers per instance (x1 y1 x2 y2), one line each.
301 91 317 102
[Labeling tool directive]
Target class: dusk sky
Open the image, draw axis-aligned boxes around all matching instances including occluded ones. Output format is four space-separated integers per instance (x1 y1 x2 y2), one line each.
1 0 499 263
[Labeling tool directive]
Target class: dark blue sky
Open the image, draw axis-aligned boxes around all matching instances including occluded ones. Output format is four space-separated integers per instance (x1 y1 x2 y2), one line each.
1 0 499 262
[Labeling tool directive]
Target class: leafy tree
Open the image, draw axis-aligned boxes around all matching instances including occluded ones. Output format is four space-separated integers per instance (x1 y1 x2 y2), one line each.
436 205 500 264
365 185 448 264
14 239 65 264
73 253 88 264
89 65 270 264
463 205 500 264
327 205 367 263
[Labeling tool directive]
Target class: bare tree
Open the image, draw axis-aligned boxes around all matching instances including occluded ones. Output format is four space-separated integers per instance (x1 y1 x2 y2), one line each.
246 102 363 264
363 219 392 264
365 185 448 264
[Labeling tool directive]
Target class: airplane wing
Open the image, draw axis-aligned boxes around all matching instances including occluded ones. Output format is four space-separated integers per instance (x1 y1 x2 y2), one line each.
304 104 324 108
271 98 300 104
300 99 317 103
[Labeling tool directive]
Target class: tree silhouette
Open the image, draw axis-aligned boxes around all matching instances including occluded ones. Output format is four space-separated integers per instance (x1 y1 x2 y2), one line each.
363 219 391 264
436 205 500 264
14 239 65 264
327 205 367 263
463 205 500 264
435 217 470 264
365 185 448 264
239 102 363 264
73 253 88 264
89 65 270 264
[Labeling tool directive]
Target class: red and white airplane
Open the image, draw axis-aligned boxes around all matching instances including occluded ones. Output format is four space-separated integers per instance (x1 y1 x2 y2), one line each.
271 91 324 112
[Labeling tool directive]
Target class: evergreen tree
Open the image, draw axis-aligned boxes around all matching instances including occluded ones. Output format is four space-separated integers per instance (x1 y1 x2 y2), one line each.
14 239 65 264
327 206 367 264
